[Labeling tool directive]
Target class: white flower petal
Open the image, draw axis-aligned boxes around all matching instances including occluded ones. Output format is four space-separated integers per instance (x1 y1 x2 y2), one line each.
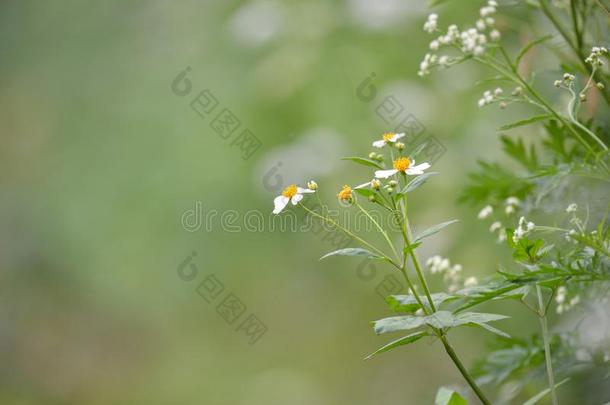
390 133 405 142
291 194 304 205
406 162 430 175
296 187 315 194
372 140 386 148
374 169 399 178
355 181 371 189
272 195 290 214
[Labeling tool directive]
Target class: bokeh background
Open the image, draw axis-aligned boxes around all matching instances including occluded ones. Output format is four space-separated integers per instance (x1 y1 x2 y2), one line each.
2 1 608 404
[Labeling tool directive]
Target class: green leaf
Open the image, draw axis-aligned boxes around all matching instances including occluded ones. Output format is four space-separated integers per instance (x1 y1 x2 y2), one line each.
454 312 510 338
516 35 553 67
373 315 426 334
320 248 382 261
413 220 459 243
522 378 569 405
364 331 427 360
341 156 384 170
435 387 468 405
373 311 508 335
402 241 422 256
399 172 439 194
499 114 552 131
387 292 455 313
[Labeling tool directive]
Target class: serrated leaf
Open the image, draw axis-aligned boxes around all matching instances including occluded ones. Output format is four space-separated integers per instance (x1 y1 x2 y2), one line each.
341 156 384 170
320 248 382 260
435 387 468 405
373 315 426 334
387 292 456 313
499 114 552 131
364 331 426 360
398 172 439 195
413 220 459 243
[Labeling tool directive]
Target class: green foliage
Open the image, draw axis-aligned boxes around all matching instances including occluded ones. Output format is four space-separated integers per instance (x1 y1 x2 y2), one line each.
435 387 468 405
320 248 383 261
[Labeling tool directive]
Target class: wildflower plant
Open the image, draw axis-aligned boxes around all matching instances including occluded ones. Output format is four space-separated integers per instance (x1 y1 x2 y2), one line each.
273 1 610 403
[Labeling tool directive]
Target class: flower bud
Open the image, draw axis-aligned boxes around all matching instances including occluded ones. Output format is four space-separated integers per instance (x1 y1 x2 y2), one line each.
597 82 605 90
389 180 398 187
307 180 318 191
395 142 405 150
371 179 381 189
368 152 377 159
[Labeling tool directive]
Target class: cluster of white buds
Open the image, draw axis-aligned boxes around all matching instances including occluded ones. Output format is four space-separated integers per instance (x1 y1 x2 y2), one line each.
554 73 576 88
478 205 493 219
477 87 504 108
418 1 501 77
556 286 580 314
423 13 438 33
419 53 437 77
492 222 506 242
464 276 478 287
566 203 578 213
585 46 608 68
513 216 535 243
425 256 473 292
505 196 520 215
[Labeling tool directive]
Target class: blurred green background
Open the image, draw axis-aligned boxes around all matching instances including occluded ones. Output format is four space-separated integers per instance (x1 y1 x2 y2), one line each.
2 1 601 404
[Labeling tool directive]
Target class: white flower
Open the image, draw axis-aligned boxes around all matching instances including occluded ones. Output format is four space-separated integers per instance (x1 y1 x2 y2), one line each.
476 19 486 30
375 157 431 178
372 132 405 148
490 29 501 41
464 276 478 287
478 205 493 219
505 205 515 215
272 184 315 214
430 40 440 51
424 13 438 33
489 221 502 232
566 203 578 213
439 55 450 66
506 196 520 206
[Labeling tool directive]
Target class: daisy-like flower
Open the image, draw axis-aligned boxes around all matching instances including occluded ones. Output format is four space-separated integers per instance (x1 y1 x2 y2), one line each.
374 157 430 178
372 132 405 148
273 184 315 214
337 185 353 202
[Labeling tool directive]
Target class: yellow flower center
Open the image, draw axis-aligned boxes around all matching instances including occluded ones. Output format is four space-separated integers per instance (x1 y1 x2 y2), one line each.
382 132 396 142
393 157 411 172
337 185 353 201
282 184 298 198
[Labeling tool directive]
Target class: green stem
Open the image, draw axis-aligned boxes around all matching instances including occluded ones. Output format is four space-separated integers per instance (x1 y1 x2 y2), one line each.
299 203 399 269
355 201 401 262
440 336 492 405
536 285 559 405
539 0 610 106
